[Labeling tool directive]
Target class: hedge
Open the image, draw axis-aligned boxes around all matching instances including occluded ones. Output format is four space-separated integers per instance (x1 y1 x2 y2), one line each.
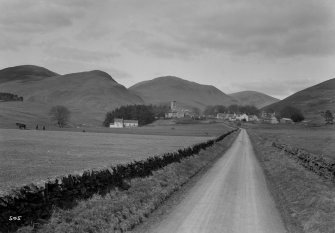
272 142 335 181
0 129 237 232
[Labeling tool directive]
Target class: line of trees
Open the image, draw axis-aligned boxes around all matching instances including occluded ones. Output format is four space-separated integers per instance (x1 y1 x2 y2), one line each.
103 104 169 127
203 104 260 116
0 92 23 101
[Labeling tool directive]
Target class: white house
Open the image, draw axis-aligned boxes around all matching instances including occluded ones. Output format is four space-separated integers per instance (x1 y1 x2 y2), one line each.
248 115 259 122
261 111 279 124
236 113 249 122
123 120 139 127
110 118 138 128
280 118 294 124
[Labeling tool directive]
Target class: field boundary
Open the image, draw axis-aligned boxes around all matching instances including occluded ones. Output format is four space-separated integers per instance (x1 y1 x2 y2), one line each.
249 130 335 233
0 129 238 232
272 142 335 181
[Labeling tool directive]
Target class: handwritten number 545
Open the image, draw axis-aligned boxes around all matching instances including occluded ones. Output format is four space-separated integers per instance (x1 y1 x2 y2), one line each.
9 216 22 221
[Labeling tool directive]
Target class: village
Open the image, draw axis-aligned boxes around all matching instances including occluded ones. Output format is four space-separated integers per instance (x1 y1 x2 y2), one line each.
109 100 296 128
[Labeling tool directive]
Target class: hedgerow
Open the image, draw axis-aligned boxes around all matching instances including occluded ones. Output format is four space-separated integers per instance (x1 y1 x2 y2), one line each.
272 142 335 181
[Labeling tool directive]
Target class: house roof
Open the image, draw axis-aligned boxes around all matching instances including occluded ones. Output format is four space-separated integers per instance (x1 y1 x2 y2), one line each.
124 120 138 124
114 118 123 123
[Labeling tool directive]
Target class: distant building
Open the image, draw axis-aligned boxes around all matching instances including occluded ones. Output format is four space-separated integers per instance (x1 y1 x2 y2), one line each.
165 101 194 119
248 115 259 122
165 111 185 118
280 118 294 124
110 118 138 128
261 111 279 124
216 113 226 119
236 113 249 122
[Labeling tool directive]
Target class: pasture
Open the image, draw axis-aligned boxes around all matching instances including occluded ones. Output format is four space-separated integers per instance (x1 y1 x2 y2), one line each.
0 125 222 192
248 124 335 159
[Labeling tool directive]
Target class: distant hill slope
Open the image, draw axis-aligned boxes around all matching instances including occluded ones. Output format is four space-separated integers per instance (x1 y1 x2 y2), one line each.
129 76 237 110
263 78 335 122
0 65 58 83
0 68 144 127
229 91 279 108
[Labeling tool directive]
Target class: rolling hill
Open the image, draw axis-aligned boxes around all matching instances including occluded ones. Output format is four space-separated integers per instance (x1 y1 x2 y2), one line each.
0 65 58 84
129 76 237 110
0 66 144 127
229 91 279 108
263 78 335 122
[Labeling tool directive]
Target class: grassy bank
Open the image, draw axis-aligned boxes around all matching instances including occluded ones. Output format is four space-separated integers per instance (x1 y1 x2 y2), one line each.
248 129 335 233
15 130 239 233
247 124 335 159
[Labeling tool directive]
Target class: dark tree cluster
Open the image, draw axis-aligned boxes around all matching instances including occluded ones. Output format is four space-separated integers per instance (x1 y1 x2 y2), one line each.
204 104 260 116
149 104 170 118
203 105 227 116
104 104 168 127
0 92 23 101
279 105 305 122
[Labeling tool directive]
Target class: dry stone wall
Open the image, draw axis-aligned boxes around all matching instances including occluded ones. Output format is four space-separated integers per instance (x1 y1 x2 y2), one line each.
0 129 238 232
272 142 335 181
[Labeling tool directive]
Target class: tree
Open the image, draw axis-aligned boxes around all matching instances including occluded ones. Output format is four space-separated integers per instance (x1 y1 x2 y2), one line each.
227 104 240 114
49 105 71 128
279 105 304 122
323 110 334 124
203 105 227 116
192 107 201 116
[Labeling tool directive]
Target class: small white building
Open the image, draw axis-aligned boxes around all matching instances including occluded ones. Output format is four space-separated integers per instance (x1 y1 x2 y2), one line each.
236 113 249 122
124 120 139 127
165 111 185 119
280 118 294 124
248 115 259 122
110 118 138 128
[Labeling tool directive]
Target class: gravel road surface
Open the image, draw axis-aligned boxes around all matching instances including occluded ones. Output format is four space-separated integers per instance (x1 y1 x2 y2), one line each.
149 129 286 233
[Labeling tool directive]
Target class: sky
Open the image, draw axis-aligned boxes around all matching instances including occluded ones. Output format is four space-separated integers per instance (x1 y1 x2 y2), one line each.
0 0 334 99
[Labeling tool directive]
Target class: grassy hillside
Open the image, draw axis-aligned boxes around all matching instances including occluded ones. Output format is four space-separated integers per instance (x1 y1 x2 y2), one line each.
0 68 144 127
129 76 237 110
229 90 279 108
0 65 58 83
263 78 335 122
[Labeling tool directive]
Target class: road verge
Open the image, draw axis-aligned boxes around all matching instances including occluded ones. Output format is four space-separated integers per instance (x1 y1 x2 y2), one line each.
248 130 335 233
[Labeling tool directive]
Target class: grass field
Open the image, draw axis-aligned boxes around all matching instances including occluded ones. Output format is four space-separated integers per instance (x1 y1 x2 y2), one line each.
0 124 229 192
247 123 335 159
248 130 335 232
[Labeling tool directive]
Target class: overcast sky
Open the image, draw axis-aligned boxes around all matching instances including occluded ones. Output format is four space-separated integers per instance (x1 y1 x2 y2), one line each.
0 0 334 99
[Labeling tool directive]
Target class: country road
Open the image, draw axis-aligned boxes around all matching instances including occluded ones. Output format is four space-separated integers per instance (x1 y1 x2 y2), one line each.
148 129 287 233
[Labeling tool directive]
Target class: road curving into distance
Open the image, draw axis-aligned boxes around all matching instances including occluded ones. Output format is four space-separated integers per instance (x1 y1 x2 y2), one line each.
149 129 287 233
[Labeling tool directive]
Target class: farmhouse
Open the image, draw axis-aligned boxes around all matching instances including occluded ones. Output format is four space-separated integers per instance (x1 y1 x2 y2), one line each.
280 118 294 124
261 111 279 124
124 120 139 127
236 113 249 122
109 118 138 128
